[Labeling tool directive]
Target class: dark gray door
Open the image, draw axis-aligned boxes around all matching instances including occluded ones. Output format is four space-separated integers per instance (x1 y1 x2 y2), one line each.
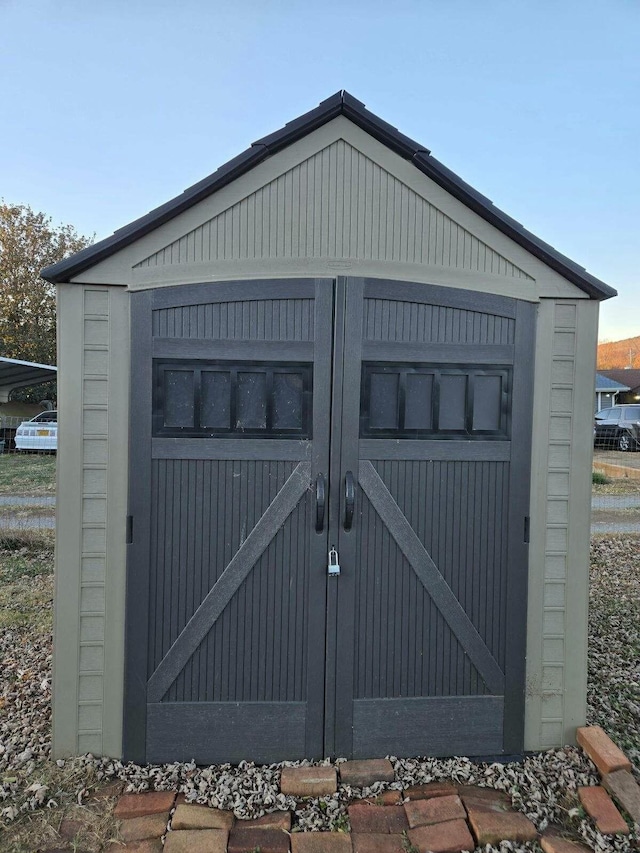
125 277 534 763
328 278 534 758
124 279 334 764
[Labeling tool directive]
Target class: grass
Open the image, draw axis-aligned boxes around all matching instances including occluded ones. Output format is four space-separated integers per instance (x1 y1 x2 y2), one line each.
0 454 56 495
592 470 608 484
0 534 54 630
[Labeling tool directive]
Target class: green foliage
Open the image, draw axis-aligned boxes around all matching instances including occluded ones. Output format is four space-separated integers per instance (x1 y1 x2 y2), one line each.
592 470 608 484
0 201 92 400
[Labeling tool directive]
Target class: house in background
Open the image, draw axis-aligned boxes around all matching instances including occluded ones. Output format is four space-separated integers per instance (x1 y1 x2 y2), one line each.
597 369 640 406
595 372 630 411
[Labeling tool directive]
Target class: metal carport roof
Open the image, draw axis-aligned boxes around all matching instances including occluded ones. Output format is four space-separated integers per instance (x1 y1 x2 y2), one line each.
0 357 57 398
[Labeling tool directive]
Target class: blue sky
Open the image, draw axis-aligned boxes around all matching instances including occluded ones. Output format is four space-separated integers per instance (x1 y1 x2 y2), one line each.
1 0 637 341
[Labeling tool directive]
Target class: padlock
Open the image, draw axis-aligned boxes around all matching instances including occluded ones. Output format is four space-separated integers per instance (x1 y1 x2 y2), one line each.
328 547 340 576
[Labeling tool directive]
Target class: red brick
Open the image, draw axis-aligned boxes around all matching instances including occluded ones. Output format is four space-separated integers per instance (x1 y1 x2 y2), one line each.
408 819 475 853
123 840 163 853
164 830 228 853
58 819 84 842
576 726 632 776
281 766 338 797
339 760 395 787
351 833 405 853
541 829 593 853
172 804 235 830
348 804 408 834
578 786 629 835
466 804 538 845
457 786 510 810
241 811 292 831
362 791 404 806
404 783 457 801
602 769 640 823
114 791 177 819
120 813 169 842
291 832 353 853
404 795 466 828
228 827 291 853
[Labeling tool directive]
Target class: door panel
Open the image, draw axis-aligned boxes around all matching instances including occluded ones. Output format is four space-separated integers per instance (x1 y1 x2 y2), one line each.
126 276 534 763
125 279 333 765
333 278 534 758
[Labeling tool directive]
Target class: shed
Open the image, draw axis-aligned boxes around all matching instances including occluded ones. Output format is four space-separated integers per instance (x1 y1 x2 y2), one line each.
43 91 615 765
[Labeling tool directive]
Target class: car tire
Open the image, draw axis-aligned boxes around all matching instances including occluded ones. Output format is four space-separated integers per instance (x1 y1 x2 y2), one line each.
618 432 632 452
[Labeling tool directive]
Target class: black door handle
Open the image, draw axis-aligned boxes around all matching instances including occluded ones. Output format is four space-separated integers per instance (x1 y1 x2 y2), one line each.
315 473 326 532
344 470 355 531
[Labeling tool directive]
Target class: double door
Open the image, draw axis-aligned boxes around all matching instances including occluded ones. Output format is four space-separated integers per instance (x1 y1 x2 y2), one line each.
124 277 534 764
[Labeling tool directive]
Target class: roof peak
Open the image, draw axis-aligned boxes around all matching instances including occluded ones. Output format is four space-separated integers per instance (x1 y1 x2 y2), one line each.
42 92 615 300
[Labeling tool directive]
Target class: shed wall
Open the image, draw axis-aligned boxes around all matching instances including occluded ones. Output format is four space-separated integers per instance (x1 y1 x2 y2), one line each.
524 297 597 750
54 284 129 757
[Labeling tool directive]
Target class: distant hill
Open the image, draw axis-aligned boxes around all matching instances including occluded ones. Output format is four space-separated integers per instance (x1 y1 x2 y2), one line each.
597 335 640 369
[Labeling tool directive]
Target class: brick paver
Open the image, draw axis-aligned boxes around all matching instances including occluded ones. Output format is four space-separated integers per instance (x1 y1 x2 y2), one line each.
114 791 177 820
228 827 291 853
281 766 338 797
164 829 228 853
578 786 629 835
576 726 632 776
291 832 353 853
351 833 405 853
362 791 404 806
466 804 538 845
457 786 510 809
404 794 466 828
404 782 457 801
242 810 292 831
121 840 163 853
602 769 640 823
348 804 408 834
172 804 235 830
339 760 395 787
408 819 475 853
120 812 169 842
541 829 593 853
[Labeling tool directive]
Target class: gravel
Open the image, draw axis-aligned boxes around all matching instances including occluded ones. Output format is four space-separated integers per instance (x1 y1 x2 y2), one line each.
1 535 639 852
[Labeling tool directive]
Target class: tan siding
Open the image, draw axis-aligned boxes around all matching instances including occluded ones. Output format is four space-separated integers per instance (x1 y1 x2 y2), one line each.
525 298 596 751
134 140 533 281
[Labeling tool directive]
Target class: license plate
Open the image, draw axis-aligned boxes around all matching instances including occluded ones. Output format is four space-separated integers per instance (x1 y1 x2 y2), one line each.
37 429 50 436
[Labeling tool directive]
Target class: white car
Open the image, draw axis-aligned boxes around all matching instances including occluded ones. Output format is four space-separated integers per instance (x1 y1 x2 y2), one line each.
15 410 58 452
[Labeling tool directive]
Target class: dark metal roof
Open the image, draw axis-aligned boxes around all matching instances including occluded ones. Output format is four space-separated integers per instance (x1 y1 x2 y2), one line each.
42 91 616 300
0 357 57 392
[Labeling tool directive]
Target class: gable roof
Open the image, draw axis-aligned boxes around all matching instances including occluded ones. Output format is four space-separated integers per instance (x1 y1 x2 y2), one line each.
598 369 640 392
41 91 616 300
595 372 630 392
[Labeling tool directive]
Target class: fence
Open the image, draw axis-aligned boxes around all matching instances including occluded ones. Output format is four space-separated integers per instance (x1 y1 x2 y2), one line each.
0 414 56 538
1 410 639 539
592 449 640 535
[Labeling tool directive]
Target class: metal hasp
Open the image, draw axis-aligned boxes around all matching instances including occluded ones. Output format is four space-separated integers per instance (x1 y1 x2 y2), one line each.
328 547 340 576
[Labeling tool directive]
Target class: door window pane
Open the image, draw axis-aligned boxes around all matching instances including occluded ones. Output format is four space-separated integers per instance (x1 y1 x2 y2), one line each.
201 371 231 429
237 372 267 430
164 370 194 428
370 373 399 429
405 373 434 430
473 375 502 431
439 375 467 431
273 373 303 430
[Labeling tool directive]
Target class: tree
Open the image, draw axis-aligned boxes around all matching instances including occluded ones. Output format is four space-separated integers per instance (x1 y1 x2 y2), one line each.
0 202 93 398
